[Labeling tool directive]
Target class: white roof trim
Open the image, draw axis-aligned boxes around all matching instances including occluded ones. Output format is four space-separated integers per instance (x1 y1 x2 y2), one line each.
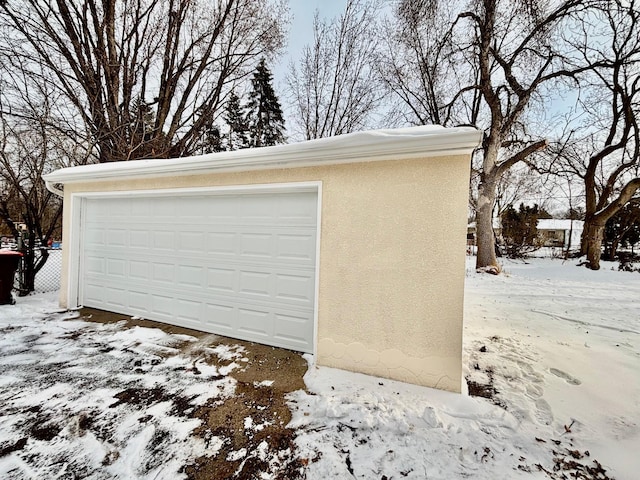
43 126 482 185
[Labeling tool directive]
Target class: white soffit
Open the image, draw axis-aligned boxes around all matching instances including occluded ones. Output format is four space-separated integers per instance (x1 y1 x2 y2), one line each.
43 126 482 185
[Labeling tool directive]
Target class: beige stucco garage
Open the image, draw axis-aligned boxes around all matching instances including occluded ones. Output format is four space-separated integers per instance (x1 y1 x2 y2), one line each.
44 126 481 393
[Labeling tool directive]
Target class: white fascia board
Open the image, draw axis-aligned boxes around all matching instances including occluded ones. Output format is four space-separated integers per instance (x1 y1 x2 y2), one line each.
43 126 482 185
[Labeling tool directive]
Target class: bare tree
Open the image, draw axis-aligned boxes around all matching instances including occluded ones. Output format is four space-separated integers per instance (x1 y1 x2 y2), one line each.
0 120 59 294
382 0 597 273
0 76 91 293
542 0 640 269
493 165 547 220
0 0 287 162
285 0 383 140
577 1 640 269
377 1 470 127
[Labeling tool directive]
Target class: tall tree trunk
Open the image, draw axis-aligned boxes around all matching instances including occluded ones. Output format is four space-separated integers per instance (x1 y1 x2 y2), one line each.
564 220 573 259
18 247 36 296
475 179 500 273
582 220 605 270
608 237 620 261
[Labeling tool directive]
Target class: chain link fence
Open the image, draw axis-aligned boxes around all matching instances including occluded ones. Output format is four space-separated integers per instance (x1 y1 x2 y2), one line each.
11 248 62 295
34 249 62 293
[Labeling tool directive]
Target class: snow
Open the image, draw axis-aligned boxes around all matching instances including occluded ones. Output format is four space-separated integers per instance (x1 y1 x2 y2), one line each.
290 256 639 479
1 258 638 479
537 219 584 231
466 258 639 477
43 125 481 184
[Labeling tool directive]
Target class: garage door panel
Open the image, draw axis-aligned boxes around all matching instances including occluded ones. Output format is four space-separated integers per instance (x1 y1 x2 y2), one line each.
81 190 317 353
178 232 206 252
85 228 106 248
207 232 237 255
177 265 205 288
129 291 150 312
109 198 131 217
277 233 316 261
84 276 315 349
274 312 312 346
275 273 314 303
90 198 129 218
239 233 273 258
151 197 179 217
238 266 314 307
177 196 209 217
83 283 104 304
130 199 151 216
106 259 126 277
238 308 271 338
238 196 277 220
151 294 174 316
207 267 237 292
153 231 175 250
105 286 127 308
276 195 317 223
130 260 149 280
207 196 240 219
176 299 201 322
85 256 105 275
204 303 236 331
102 248 314 271
152 262 174 283
239 270 271 297
130 230 150 249
87 260 315 310
106 229 127 247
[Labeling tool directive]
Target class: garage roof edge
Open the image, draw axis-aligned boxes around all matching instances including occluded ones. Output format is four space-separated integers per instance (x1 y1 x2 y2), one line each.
43 126 482 185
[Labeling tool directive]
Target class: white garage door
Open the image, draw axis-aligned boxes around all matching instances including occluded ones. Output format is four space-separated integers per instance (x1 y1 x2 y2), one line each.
79 189 318 353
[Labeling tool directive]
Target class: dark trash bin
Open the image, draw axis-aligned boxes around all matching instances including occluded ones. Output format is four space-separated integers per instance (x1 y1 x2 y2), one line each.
0 251 22 305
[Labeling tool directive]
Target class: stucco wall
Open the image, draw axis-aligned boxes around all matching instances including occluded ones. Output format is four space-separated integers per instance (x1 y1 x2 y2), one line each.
60 155 470 392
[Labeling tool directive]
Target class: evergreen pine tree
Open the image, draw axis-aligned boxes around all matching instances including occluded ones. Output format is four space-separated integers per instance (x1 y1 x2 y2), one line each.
200 123 225 154
224 91 249 150
500 203 542 258
603 202 640 260
130 97 155 142
246 58 286 147
129 97 162 159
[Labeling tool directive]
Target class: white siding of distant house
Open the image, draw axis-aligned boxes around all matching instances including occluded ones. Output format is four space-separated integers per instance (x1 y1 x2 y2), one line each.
537 219 584 249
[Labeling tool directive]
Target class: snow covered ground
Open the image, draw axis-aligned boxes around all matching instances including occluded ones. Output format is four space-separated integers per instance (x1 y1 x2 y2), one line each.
291 257 639 479
0 257 638 479
0 294 230 479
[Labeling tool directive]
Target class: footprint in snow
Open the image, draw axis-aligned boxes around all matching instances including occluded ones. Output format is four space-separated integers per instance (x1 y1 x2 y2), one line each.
549 368 582 385
525 383 543 399
534 398 554 426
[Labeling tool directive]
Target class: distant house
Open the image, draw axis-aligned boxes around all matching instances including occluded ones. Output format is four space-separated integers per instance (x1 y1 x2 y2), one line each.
537 219 584 249
467 218 584 250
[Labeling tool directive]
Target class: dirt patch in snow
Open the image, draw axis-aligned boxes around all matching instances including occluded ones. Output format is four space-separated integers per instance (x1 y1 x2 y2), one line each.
465 343 506 409
186 379 305 480
180 338 308 479
79 308 308 479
